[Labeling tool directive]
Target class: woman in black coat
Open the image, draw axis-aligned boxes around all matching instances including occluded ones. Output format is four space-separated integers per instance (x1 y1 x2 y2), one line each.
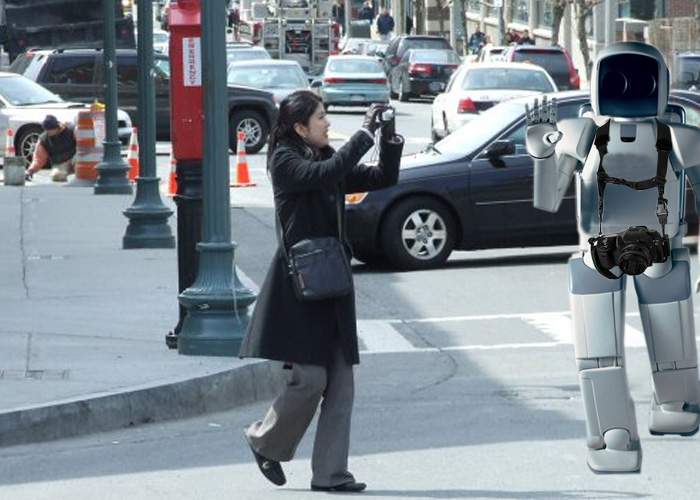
239 91 403 492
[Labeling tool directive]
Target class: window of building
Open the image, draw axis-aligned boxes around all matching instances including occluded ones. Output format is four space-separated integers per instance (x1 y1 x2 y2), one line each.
538 0 553 29
467 0 481 14
618 0 630 18
513 0 529 24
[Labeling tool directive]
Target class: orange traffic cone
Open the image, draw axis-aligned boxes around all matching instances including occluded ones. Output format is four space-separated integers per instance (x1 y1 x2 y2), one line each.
5 128 16 157
166 152 177 197
127 127 139 181
231 131 256 187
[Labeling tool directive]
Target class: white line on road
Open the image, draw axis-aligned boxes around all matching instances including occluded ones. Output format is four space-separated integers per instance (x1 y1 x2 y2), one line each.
521 312 648 348
357 320 417 353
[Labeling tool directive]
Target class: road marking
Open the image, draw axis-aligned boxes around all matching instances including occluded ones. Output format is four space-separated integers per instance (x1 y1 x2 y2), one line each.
521 313 572 344
521 312 647 348
357 320 417 353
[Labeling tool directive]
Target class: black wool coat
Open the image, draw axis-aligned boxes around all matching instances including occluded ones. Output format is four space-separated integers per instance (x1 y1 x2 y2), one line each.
239 130 404 366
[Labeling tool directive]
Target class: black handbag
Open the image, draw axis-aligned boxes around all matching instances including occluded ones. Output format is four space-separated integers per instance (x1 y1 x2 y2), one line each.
275 189 353 301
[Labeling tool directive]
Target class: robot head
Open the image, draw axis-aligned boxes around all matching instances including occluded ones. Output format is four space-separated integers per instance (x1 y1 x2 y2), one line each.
591 42 669 119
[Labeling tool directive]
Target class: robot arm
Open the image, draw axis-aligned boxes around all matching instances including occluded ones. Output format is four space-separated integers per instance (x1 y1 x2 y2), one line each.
525 97 596 213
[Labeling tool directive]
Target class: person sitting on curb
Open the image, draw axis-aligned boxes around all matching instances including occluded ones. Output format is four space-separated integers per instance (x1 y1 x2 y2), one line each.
25 115 77 182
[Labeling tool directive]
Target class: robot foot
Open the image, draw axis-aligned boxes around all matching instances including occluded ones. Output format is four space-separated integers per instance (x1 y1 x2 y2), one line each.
587 429 641 474
648 399 700 436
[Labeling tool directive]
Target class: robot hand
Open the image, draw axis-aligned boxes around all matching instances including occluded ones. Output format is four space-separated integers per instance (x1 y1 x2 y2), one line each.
525 96 561 159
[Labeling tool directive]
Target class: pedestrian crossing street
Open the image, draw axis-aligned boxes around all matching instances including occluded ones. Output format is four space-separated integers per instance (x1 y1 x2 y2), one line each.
356 311 680 354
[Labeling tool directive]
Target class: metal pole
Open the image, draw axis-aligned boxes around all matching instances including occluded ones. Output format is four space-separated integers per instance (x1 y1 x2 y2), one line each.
498 4 505 46
344 0 351 36
123 0 175 249
95 0 133 195
605 0 614 47
177 0 256 356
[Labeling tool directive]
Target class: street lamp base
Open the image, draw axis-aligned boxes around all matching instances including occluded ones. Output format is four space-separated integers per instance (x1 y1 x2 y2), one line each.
94 141 133 195
177 309 250 356
123 178 176 249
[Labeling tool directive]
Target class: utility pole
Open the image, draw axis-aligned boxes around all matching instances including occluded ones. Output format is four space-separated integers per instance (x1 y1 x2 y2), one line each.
123 0 175 249
95 0 132 195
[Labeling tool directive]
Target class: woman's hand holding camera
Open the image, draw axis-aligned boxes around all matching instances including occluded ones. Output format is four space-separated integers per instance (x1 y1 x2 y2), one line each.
362 103 390 134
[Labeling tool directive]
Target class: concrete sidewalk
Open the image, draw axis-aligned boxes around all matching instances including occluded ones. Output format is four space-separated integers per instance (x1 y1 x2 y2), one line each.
0 174 282 447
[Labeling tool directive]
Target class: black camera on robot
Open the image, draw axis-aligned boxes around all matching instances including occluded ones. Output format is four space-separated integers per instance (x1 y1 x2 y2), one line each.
589 226 670 277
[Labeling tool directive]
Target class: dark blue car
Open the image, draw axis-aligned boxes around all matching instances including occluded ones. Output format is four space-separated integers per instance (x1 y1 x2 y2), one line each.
345 91 700 270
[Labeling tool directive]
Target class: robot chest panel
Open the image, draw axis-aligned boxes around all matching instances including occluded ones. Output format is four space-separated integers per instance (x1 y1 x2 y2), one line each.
578 124 680 236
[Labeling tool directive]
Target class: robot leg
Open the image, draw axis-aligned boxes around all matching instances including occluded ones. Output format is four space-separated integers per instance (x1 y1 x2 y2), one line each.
570 256 641 473
633 248 700 436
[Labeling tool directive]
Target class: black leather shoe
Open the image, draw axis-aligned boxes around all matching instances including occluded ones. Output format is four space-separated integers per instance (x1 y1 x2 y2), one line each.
311 481 367 492
245 434 286 486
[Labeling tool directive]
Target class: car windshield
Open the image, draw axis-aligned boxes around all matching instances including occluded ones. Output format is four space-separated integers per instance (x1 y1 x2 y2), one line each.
411 50 460 64
343 39 368 52
227 65 307 89
462 68 554 92
436 100 526 155
328 59 383 73
0 76 63 105
227 48 271 62
676 57 700 85
405 39 451 51
511 50 568 74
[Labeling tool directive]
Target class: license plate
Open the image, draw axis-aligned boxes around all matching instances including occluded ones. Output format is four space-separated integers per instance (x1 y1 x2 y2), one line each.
429 82 445 92
351 95 365 102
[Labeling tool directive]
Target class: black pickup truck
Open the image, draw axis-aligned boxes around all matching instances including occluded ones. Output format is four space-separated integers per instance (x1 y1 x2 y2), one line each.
11 48 278 153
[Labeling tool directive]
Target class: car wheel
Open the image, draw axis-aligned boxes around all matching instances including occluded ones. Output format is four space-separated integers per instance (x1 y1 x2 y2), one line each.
17 126 43 166
398 78 410 102
381 196 456 270
229 109 268 154
324 102 330 112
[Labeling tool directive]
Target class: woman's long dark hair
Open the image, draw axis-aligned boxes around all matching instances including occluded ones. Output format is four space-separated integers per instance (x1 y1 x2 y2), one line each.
267 90 323 163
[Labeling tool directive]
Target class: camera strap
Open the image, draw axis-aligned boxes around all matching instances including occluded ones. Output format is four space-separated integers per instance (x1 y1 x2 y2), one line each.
593 119 672 237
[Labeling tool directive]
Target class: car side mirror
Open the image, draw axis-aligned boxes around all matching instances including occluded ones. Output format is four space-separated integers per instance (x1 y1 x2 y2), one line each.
310 80 323 89
485 140 515 157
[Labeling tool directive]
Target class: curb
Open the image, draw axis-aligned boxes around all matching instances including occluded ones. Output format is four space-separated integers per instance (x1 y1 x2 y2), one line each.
0 360 284 448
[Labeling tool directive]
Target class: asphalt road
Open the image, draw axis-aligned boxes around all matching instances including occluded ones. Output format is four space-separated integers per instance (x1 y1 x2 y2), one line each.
4 100 700 499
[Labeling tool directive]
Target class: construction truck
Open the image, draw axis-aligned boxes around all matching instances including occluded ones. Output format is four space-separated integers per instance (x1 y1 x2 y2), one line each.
238 0 340 76
0 0 135 63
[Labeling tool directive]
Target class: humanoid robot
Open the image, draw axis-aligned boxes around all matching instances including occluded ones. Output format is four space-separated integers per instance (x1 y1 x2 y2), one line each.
526 42 700 473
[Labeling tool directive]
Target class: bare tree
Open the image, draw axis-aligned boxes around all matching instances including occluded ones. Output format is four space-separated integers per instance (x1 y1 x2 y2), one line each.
551 0 569 46
574 0 601 80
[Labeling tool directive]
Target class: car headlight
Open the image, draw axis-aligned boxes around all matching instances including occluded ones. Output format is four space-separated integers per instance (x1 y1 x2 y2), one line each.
345 192 368 205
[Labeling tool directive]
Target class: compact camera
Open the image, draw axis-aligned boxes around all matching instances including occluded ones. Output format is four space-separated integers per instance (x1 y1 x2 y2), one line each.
380 106 395 140
589 226 670 278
